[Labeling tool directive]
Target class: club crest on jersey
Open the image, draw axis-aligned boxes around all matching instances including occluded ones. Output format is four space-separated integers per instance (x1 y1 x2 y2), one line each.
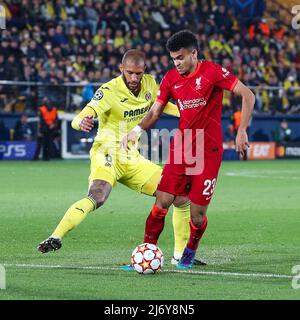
93 90 103 100
145 91 152 101
196 77 202 90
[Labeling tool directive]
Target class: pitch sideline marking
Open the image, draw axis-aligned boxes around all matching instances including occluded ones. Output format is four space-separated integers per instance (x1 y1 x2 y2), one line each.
3 263 292 279
224 172 300 180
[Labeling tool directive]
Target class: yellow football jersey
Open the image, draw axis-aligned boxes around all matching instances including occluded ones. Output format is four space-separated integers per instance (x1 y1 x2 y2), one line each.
85 74 179 144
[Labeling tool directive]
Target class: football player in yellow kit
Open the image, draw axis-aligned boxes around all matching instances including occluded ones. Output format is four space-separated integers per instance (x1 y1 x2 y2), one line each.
37 49 205 266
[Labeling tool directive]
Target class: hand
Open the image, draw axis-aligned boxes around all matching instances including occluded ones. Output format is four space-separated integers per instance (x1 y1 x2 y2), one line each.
121 130 139 151
235 129 250 156
80 116 94 132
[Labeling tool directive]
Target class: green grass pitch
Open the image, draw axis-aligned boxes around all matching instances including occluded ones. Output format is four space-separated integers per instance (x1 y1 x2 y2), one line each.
0 160 300 300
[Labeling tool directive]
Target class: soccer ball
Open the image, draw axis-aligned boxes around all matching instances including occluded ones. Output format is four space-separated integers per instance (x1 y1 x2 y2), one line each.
131 243 164 274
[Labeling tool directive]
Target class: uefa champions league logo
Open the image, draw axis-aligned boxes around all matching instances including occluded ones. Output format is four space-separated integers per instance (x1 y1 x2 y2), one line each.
0 4 6 29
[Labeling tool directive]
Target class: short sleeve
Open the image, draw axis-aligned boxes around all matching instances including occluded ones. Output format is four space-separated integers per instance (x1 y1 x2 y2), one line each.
209 62 238 91
86 87 111 114
156 73 172 106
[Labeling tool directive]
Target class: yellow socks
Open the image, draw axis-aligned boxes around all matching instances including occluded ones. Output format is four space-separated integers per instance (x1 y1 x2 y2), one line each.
172 203 190 260
51 197 96 239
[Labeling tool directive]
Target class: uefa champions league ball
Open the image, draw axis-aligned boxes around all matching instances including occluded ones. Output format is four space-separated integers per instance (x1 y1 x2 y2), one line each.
131 243 164 274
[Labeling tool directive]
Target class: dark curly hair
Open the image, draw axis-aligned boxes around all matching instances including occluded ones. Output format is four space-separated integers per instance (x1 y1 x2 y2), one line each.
166 30 198 52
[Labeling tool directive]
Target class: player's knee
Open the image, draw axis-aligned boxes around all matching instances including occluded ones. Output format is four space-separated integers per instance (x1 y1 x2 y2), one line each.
155 200 171 211
88 182 111 209
173 196 189 208
191 213 206 228
88 191 106 208
155 190 174 210
191 205 207 227
94 196 107 208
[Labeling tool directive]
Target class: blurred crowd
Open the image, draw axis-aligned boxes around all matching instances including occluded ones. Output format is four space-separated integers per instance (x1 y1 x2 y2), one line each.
0 0 300 115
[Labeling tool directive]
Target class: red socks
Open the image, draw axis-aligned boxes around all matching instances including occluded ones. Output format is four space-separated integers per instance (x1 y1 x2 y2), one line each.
186 215 208 251
143 204 207 252
144 204 168 244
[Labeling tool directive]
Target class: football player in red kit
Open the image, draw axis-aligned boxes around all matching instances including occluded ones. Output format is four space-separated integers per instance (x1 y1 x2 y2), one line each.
122 30 255 269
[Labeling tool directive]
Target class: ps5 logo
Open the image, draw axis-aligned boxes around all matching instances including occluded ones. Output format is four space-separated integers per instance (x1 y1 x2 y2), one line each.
291 5 300 30
0 144 26 157
0 5 6 29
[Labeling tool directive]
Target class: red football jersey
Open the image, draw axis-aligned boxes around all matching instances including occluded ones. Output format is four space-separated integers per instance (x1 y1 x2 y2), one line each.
156 60 238 158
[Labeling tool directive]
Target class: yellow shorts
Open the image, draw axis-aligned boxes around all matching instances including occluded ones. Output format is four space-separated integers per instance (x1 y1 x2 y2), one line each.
89 142 162 196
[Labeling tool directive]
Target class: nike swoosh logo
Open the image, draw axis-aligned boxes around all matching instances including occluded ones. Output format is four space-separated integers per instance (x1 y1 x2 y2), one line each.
120 98 128 103
75 207 85 214
205 196 212 201
174 84 183 89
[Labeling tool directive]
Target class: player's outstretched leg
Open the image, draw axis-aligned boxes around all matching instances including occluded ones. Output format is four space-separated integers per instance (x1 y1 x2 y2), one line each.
37 180 112 254
37 196 96 254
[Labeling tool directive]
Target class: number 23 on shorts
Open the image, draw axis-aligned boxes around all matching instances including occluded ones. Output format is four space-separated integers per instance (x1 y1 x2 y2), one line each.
202 178 217 200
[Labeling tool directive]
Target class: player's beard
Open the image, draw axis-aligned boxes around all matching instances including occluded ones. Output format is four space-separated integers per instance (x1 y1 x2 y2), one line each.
128 82 141 95
123 75 141 94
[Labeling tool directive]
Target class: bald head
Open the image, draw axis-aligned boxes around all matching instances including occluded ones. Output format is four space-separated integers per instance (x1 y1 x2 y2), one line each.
122 49 146 66
120 50 146 95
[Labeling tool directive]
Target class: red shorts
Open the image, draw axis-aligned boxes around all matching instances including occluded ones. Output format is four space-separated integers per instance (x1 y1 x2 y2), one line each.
157 155 222 206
